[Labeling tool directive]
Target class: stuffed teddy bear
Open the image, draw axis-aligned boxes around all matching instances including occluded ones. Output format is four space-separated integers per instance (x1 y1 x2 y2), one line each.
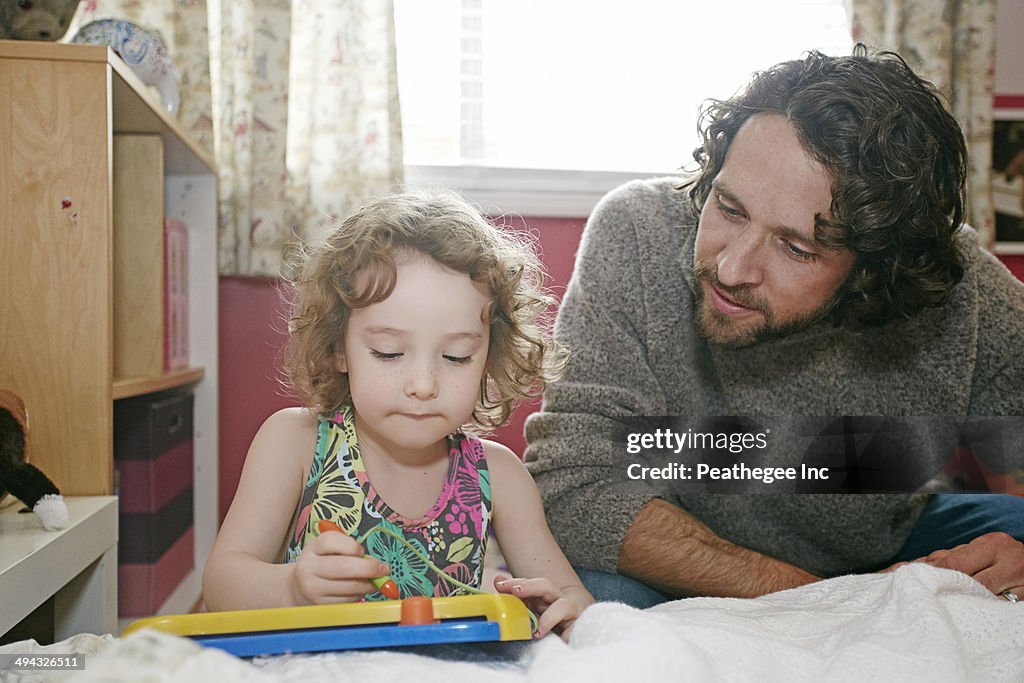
0 389 68 531
0 0 81 41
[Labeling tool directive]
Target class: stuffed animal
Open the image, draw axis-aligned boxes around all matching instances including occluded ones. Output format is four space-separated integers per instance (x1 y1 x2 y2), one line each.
0 390 68 531
0 0 81 41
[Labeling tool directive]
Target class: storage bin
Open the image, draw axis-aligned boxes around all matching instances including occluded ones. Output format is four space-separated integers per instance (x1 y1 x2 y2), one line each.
113 389 195 616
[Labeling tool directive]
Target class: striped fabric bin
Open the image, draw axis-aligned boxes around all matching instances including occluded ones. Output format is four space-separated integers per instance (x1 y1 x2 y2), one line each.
114 390 195 616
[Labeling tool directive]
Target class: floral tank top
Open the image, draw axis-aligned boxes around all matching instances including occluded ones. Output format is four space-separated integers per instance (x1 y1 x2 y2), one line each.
285 405 492 600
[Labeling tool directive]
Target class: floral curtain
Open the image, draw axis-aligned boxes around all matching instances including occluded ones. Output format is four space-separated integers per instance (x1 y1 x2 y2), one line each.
67 0 402 276
846 0 997 247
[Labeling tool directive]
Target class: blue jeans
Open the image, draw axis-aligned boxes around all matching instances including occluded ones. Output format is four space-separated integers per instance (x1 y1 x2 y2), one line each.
578 493 1024 608
892 492 1024 562
576 568 672 608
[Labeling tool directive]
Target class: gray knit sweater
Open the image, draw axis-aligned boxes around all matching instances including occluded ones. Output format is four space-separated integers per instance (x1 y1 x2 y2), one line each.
525 177 1024 577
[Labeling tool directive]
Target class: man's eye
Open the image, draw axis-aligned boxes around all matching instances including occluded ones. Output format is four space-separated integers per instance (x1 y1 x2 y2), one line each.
783 241 817 262
443 355 473 365
370 350 402 361
715 196 744 220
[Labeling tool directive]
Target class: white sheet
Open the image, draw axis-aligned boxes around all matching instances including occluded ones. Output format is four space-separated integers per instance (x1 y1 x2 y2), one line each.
5 564 1022 682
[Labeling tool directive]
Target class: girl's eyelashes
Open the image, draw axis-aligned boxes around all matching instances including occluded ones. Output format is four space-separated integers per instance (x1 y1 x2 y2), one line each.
369 349 474 365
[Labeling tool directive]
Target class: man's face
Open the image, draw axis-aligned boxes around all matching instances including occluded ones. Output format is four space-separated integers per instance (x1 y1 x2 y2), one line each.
693 113 856 348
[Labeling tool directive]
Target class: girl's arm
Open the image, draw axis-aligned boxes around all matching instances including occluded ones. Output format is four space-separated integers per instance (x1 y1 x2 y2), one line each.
485 440 595 638
202 408 387 610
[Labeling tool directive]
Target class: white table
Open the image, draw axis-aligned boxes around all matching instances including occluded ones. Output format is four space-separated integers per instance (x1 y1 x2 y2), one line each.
0 496 117 640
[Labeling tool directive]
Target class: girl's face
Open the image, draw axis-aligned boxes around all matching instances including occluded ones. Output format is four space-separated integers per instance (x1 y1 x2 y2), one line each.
337 253 491 456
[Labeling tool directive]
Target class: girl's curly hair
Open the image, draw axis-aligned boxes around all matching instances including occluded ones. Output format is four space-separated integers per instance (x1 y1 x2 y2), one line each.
283 190 568 430
684 45 967 328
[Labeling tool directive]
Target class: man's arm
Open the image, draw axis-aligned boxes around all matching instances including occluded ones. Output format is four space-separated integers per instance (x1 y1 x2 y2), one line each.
929 245 1024 594
525 180 677 575
975 251 1024 475
619 499 820 598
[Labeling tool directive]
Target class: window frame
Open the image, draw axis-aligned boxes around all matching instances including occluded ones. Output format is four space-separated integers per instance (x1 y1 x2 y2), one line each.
404 164 669 217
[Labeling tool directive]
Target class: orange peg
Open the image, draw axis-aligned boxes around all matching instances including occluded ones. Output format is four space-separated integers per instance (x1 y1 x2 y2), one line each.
399 596 437 626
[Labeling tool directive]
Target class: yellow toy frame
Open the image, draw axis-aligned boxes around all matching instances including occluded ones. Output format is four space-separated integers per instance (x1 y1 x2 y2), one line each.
123 594 534 657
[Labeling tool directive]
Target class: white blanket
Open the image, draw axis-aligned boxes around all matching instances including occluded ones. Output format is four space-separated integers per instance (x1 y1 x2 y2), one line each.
5 564 1023 682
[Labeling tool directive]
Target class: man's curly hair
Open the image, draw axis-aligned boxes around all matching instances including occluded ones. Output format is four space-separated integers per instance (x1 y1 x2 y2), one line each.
684 44 967 328
283 190 568 430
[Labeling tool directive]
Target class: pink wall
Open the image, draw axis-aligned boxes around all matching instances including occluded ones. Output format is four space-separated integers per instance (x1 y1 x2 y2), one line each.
217 276 294 521
1002 254 1024 281
217 218 586 522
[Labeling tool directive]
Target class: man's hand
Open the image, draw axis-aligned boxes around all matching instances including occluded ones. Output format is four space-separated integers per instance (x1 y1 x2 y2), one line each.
887 531 1024 600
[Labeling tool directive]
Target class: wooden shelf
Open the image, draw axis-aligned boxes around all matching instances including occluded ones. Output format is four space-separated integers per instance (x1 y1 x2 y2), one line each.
1 40 218 620
113 367 205 400
0 40 215 174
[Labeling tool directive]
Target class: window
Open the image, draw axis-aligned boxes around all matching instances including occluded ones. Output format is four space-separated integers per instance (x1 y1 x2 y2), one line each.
395 0 852 214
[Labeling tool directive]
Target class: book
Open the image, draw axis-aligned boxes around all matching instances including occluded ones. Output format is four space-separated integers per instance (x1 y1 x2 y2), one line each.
164 218 189 371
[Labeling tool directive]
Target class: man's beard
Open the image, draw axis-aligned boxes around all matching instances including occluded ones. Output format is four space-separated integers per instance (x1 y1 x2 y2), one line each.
692 260 843 349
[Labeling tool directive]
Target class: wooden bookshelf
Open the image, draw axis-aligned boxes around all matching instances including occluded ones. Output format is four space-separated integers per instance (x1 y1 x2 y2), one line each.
113 367 205 400
0 40 219 621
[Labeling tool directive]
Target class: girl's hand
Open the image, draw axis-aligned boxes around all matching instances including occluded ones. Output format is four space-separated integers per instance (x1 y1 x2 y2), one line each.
493 574 587 640
290 529 391 605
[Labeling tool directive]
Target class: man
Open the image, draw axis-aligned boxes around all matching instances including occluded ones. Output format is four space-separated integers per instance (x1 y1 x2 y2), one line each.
525 46 1024 606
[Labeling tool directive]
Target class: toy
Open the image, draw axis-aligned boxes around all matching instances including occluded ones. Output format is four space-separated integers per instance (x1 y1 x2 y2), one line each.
316 518 400 599
0 389 68 531
71 18 180 115
128 517 540 657
122 594 534 657
0 0 80 41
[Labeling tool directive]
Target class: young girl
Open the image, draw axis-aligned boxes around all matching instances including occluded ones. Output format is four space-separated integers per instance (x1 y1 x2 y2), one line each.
203 191 593 638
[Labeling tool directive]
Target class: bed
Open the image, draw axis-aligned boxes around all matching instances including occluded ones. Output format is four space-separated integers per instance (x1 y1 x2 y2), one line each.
3 563 1022 682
